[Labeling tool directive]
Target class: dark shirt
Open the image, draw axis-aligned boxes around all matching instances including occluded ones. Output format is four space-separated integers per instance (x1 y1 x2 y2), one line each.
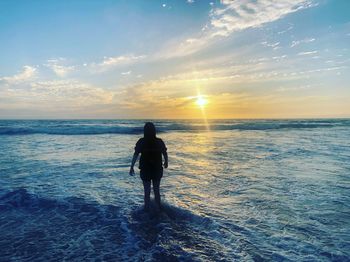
135 137 167 169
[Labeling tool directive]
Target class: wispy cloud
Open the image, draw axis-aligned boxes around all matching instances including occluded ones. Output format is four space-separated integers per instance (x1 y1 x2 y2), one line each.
90 54 146 72
291 38 315 47
277 24 294 34
30 80 113 105
0 66 37 84
261 41 280 49
110 75 338 118
45 58 75 77
298 50 318 56
0 79 114 113
209 0 314 37
277 84 313 92
160 0 315 58
121 71 132 76
108 80 203 118
100 55 145 67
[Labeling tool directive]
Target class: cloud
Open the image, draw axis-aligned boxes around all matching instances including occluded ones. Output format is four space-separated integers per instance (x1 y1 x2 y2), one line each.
45 58 75 77
110 74 332 119
0 79 114 112
277 84 313 92
290 38 315 47
209 0 314 37
99 55 144 66
30 80 113 105
298 50 318 56
121 71 132 76
43 54 147 75
261 41 280 50
108 63 274 117
110 76 201 114
0 66 37 84
277 24 294 34
187 0 195 4
90 54 146 72
159 0 315 58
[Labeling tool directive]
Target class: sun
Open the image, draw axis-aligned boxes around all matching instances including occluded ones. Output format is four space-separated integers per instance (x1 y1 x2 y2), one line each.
195 96 208 107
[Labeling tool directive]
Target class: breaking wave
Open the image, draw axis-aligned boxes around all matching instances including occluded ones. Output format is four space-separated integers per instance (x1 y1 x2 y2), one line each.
0 119 348 136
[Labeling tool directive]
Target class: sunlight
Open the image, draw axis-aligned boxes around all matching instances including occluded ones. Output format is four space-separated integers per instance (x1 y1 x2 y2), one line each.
193 92 210 131
195 95 208 108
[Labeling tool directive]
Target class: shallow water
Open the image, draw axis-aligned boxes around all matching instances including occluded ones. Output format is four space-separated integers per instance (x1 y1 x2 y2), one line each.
0 119 349 261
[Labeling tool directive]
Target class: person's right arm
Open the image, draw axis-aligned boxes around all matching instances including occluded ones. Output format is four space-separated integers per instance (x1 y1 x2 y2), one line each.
130 139 141 176
129 152 139 176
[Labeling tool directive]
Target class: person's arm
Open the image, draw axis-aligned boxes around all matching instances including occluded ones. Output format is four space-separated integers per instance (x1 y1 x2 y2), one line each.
130 139 142 176
163 151 168 168
129 152 139 176
161 140 168 169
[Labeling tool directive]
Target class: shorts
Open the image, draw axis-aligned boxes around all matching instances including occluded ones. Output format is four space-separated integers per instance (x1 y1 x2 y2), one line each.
140 167 163 182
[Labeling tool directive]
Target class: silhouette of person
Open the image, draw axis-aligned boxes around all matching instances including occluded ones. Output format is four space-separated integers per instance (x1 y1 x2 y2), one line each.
129 122 168 211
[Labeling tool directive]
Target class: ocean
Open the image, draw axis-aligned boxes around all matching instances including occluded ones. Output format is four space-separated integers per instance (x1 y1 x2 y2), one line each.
0 119 349 261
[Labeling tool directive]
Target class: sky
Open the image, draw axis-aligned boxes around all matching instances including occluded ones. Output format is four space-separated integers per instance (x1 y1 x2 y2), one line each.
0 0 349 119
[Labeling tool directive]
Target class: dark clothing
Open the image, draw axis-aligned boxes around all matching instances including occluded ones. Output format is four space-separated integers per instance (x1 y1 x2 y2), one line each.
135 137 167 181
135 137 167 169
140 167 163 182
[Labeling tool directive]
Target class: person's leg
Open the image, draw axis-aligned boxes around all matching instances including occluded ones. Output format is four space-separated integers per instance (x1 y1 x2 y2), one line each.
152 179 161 210
142 180 151 211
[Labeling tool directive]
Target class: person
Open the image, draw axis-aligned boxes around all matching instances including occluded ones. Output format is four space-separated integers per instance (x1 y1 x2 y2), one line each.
129 122 168 211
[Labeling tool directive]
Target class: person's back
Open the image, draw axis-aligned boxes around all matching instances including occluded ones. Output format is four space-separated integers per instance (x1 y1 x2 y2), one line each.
137 137 166 170
129 122 168 211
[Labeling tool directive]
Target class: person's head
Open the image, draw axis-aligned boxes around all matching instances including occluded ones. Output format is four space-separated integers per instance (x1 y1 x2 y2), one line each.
144 122 156 139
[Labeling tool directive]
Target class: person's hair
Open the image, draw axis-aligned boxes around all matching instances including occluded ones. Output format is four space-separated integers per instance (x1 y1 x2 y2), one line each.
144 122 156 140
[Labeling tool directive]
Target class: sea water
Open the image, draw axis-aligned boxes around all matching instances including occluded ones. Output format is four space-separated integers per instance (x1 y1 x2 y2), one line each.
0 119 349 261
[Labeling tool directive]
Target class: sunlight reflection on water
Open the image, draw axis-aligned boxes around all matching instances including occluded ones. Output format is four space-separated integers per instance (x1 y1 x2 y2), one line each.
0 120 349 261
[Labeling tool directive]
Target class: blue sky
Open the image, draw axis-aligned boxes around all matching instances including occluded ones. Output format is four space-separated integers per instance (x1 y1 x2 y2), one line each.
0 0 349 118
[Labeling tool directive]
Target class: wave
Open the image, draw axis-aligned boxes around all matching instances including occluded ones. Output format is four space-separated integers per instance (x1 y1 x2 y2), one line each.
0 119 348 135
0 188 223 261
161 121 344 131
0 125 144 135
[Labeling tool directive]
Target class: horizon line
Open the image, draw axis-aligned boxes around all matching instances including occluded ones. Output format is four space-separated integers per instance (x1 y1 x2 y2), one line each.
1 117 349 121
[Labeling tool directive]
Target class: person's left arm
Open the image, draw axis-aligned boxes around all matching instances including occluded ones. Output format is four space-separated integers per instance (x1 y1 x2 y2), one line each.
163 151 168 169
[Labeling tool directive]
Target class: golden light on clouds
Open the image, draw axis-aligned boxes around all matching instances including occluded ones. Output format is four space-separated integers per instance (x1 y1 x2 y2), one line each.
97 73 350 119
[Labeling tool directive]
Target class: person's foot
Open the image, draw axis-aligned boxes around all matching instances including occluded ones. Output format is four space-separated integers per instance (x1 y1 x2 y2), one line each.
143 204 150 212
155 203 162 213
